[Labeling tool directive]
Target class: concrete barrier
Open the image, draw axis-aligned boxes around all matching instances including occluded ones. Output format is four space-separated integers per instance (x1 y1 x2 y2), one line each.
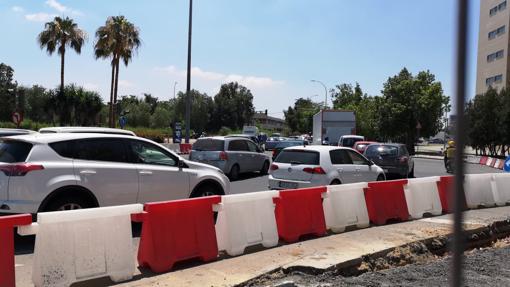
18 204 143 287
324 183 370 233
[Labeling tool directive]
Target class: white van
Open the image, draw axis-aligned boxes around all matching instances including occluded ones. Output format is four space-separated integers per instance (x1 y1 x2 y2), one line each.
338 135 365 148
242 125 259 136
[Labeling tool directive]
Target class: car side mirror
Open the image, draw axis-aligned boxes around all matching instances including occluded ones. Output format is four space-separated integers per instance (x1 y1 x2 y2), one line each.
368 160 374 166
178 159 186 169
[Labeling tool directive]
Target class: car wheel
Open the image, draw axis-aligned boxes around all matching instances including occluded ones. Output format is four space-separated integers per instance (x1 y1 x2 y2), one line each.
377 174 385 181
408 167 415 178
190 184 222 198
330 179 341 185
45 195 94 212
228 164 240 181
260 161 270 175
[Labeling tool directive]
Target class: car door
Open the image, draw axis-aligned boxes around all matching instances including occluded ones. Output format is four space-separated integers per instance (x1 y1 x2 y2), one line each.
128 139 190 203
346 149 378 182
329 149 358 183
227 139 251 173
73 138 139 207
246 140 265 171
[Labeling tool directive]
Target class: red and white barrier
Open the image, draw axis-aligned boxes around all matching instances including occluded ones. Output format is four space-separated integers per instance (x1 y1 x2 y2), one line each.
215 191 279 256
0 214 32 287
364 180 409 225
404 177 443 219
323 183 370 233
464 174 497 208
18 204 143 287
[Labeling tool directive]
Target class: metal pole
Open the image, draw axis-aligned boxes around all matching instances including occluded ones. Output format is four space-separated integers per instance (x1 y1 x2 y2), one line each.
452 0 469 286
185 0 193 144
311 80 328 109
173 81 178 100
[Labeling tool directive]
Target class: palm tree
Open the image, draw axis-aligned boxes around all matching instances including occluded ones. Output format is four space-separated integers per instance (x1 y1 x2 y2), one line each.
94 16 141 127
38 16 86 124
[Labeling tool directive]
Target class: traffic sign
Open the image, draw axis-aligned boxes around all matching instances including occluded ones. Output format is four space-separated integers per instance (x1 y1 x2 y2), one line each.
504 156 510 172
11 112 22 127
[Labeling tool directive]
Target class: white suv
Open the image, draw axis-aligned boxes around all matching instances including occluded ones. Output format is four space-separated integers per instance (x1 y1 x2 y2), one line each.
0 133 230 214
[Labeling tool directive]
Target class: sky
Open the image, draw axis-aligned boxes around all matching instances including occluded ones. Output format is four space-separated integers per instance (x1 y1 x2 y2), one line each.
0 0 480 118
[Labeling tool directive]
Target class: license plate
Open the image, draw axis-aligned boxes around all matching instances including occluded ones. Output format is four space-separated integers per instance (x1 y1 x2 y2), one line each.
279 181 298 189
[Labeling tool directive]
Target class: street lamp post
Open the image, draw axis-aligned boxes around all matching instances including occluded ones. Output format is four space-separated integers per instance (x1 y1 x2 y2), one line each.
185 0 193 144
311 80 328 109
173 81 178 100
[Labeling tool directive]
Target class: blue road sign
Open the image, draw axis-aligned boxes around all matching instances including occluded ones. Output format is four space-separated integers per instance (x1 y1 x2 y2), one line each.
504 156 510 172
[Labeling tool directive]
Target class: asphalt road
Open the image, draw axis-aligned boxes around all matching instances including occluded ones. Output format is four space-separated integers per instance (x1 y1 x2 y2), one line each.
229 157 502 194
11 157 502 286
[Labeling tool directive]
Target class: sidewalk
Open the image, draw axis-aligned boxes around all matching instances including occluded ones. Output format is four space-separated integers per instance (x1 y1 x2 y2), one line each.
104 206 510 287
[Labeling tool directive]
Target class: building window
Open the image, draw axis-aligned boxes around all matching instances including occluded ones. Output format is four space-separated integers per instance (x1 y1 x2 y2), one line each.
486 74 504 86
487 49 505 62
488 25 506 39
490 1 507 16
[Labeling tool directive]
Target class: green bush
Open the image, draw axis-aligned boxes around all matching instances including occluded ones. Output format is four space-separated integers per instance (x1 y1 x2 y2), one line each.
129 127 171 143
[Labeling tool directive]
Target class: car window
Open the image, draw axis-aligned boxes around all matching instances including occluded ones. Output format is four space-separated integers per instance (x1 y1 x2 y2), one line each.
74 138 130 163
365 145 399 157
400 146 409 156
0 140 33 163
246 141 258 152
329 149 353 164
129 140 177 166
275 150 320 165
342 138 362 147
347 150 369 165
228 140 249 151
49 140 75 158
193 139 224 151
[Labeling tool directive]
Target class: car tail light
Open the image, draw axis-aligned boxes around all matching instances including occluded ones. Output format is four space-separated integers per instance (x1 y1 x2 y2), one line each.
399 156 409 163
303 166 326 174
0 163 44 176
270 164 279 171
272 149 276 158
219 151 228 161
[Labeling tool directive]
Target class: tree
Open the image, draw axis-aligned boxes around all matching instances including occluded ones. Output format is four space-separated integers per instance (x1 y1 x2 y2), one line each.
284 98 321 134
0 63 17 121
21 85 52 123
46 84 103 126
378 68 449 153
331 82 363 108
211 82 255 131
37 16 86 119
94 16 141 128
175 90 214 133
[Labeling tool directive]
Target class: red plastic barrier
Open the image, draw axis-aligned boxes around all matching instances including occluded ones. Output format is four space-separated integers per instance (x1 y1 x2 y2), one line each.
0 214 32 287
499 160 505 170
273 187 327 243
479 156 488 165
179 143 192 154
364 180 409 225
135 196 221 273
436 176 467 213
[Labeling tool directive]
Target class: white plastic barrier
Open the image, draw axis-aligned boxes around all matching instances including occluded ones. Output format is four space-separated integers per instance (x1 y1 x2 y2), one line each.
464 174 496 208
486 158 495 167
324 183 370 233
492 173 510 205
404 177 442 219
18 204 143 287
215 191 279 256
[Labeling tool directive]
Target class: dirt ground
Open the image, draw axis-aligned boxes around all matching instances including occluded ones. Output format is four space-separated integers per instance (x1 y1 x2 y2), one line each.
246 237 510 287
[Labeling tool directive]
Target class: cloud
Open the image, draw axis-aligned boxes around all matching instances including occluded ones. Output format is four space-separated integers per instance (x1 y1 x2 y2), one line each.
11 6 24 13
154 65 284 88
25 13 58 22
45 0 82 15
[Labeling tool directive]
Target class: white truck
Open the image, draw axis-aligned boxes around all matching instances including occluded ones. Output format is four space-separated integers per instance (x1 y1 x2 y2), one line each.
312 110 357 145
242 125 259 136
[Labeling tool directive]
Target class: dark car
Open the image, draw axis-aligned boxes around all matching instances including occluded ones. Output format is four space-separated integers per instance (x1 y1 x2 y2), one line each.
265 137 285 151
364 143 414 178
272 140 306 160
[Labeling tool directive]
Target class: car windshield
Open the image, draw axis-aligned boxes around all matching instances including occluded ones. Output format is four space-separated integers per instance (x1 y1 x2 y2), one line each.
342 138 362 147
0 140 33 163
275 150 319 165
365 145 399 157
192 139 224 151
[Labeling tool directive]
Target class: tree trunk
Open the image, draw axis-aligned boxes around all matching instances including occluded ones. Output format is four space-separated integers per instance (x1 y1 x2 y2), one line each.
113 58 120 128
59 49 65 125
108 57 116 128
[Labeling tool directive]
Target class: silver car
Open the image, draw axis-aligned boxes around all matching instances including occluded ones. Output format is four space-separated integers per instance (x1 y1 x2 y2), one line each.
190 136 271 180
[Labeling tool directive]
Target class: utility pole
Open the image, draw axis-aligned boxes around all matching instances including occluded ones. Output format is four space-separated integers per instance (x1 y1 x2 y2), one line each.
173 81 178 100
185 0 193 143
